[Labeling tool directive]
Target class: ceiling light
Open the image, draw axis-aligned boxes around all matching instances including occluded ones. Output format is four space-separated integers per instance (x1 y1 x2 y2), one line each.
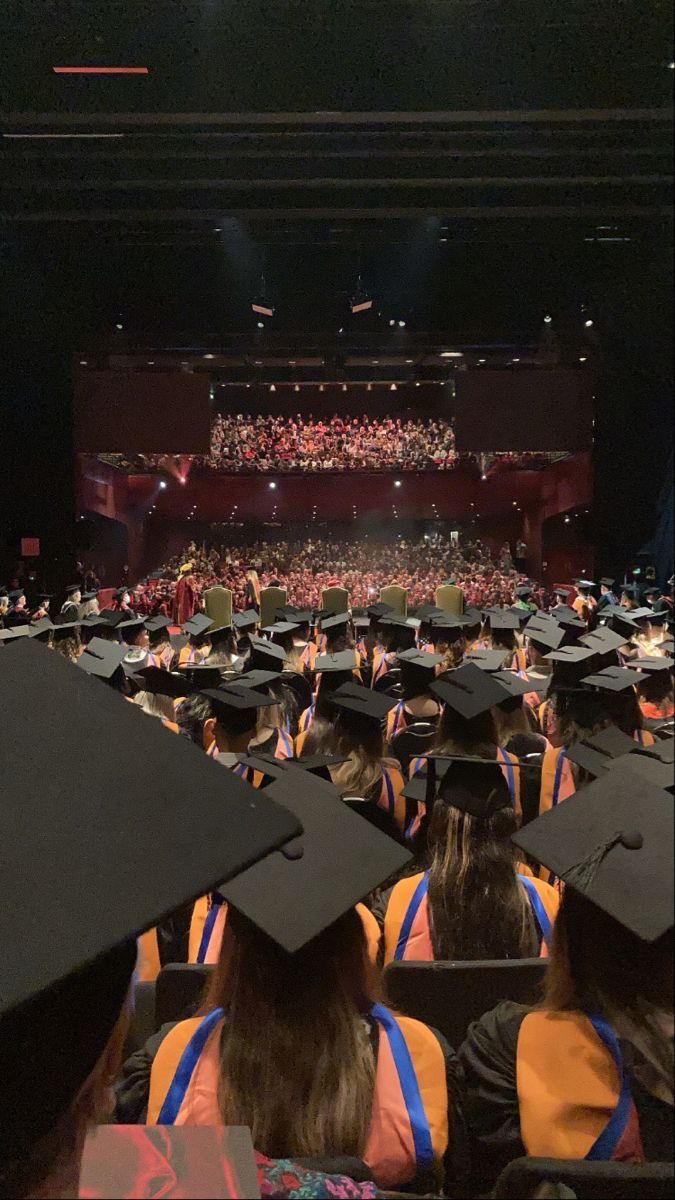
398 320 406 328
213 226 222 232
269 482 277 490
342 384 347 392
478 359 486 364
367 383 372 391
585 319 594 328
579 356 588 363
415 381 421 387
544 315 552 324
319 383 325 391
394 480 402 488
257 322 265 329
294 384 300 392
389 319 396 327
512 358 520 363
481 473 487 481
79 360 87 365
147 360 154 365
115 323 123 331
440 351 463 358
159 481 167 490
270 384 276 392
390 383 397 391
405 359 413 364
203 353 215 360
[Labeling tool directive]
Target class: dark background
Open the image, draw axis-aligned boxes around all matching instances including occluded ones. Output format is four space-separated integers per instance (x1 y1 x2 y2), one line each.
1 1 672 585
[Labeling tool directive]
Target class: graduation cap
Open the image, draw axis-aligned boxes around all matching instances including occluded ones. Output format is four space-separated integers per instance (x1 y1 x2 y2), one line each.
380 614 421 630
396 648 444 698
367 602 394 620
289 609 312 626
131 667 189 699
575 579 596 590
182 613 213 637
237 669 283 691
566 725 639 778
320 612 351 633
608 749 675 793
512 771 673 942
219 771 410 955
493 669 541 698
515 585 534 598
290 754 350 780
36 592 54 603
352 615 371 631
145 615 172 634
430 662 511 719
580 626 628 655
551 606 586 631
428 615 465 644
84 609 126 630
233 610 259 631
0 641 300 1162
29 616 56 637
200 683 276 736
331 681 397 724
581 665 644 692
0 626 33 643
402 754 515 818
630 607 657 623
643 586 661 599
487 609 522 631
464 648 511 673
554 587 573 599
247 634 288 672
315 649 360 674
545 644 597 665
632 656 673 674
526 618 565 651
600 577 616 587
77 638 127 682
80 591 98 603
65 584 81 597
175 663 225 690
8 588 26 602
118 617 146 636
462 607 484 627
415 604 444 621
262 621 301 639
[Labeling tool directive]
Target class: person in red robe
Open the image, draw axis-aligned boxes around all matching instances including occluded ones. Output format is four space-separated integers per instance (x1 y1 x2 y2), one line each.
173 572 198 626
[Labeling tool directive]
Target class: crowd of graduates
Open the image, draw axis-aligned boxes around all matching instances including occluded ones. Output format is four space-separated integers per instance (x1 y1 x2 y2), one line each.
1 559 673 1197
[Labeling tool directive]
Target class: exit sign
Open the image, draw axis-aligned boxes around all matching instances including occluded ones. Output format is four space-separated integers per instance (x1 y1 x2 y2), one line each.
21 537 40 557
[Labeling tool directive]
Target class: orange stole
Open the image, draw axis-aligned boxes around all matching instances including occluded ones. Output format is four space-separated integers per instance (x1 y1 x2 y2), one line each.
379 766 407 833
517 1011 643 1161
539 745 575 815
383 873 433 965
137 929 161 983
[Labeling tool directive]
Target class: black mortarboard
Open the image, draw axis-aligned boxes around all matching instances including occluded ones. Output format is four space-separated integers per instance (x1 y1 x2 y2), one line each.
219 771 410 955
262 621 301 638
367 602 394 620
238 668 283 690
200 683 276 736
632 656 673 674
600 577 615 587
630 607 657 623
643 586 661 598
182 613 213 637
145 615 172 634
0 626 33 643
77 638 127 682
462 607 484 627
118 617 146 636
0 642 300 1160
290 609 312 625
85 609 126 629
526 618 565 651
488 609 522 631
320 612 351 633
131 667 189 699
580 626 627 655
80 591 97 602
207 625 234 648
430 662 511 718
607 748 674 792
429 615 465 644
415 604 444 621
402 753 515 818
512 772 673 942
233 609 259 631
331 681 397 723
464 648 511 673
554 586 573 598
396 648 444 699
175 663 224 690
515 585 534 598
575 579 596 590
65 584 81 596
552 606 586 631
315 649 360 673
545 645 597 664
37 593 54 602
581 665 644 692
247 634 288 672
493 669 541 698
8 588 26 602
29 616 56 636
290 754 350 778
352 615 370 630
115 586 130 598
566 725 638 778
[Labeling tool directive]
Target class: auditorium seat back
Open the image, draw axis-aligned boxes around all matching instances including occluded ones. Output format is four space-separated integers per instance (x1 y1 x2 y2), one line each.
494 1157 674 1199
204 585 232 630
435 583 464 616
373 666 402 695
155 963 214 1028
390 720 437 772
380 585 408 617
383 958 547 1049
321 586 350 616
260 586 287 629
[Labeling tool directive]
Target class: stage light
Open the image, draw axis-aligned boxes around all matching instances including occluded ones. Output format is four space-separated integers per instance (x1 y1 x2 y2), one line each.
159 481 167 490
115 323 123 330
398 320 406 328
147 360 154 365
579 356 588 363
544 315 552 324
270 384 276 392
342 384 347 392
481 473 487 481
415 381 420 387
565 516 571 524
367 383 372 391
179 477 186 485
441 351 463 358
269 481 277 490
390 383 397 391
319 383 325 391
512 358 520 363
79 360 87 365
394 480 402 488
257 322 265 329
389 319 396 327
294 384 300 392
478 358 486 364
585 319 594 328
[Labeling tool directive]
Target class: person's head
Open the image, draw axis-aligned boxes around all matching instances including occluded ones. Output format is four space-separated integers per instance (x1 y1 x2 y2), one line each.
0 592 9 616
204 906 376 1159
51 630 82 664
637 667 674 709
426 762 536 961
177 688 271 754
132 690 176 721
433 702 499 756
65 586 81 606
492 694 539 744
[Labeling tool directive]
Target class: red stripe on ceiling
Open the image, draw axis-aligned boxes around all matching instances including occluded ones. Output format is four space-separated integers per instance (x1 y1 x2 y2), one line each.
52 66 149 75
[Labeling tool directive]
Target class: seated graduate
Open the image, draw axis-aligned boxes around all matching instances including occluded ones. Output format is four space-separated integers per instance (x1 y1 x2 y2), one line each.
173 613 213 668
413 664 521 816
145 615 174 670
49 619 83 664
176 681 276 784
634 657 675 721
486 609 528 673
243 672 295 760
0 637 305 1200
577 664 656 747
301 680 407 835
386 648 443 741
117 772 464 1194
130 665 186 727
370 614 418 685
205 623 244 673
459 768 673 1193
426 615 467 674
295 649 361 744
491 670 550 826
119 616 150 670
231 608 260 660
379 759 559 965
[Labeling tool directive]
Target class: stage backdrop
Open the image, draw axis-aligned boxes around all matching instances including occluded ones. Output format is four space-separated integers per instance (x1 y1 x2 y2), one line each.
455 369 594 452
74 371 211 455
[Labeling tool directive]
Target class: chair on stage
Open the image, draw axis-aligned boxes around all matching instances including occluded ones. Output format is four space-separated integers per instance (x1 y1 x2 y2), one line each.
321 586 350 615
379 584 408 617
260 586 287 630
383 957 547 1049
435 582 464 616
204 586 232 630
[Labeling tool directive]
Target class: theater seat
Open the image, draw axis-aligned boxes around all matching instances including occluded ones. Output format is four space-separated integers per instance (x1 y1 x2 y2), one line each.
390 720 437 774
155 963 214 1029
383 958 547 1049
204 585 232 630
380 585 408 617
494 1157 674 1199
260 586 287 630
373 667 402 695
321 586 349 616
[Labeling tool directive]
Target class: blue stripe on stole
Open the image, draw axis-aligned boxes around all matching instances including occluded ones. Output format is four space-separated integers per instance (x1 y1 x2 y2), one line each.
584 1013 632 1160
551 747 568 807
394 873 429 961
497 747 517 807
517 874 552 949
196 896 223 964
371 1003 434 1168
156 1007 225 1125
278 728 293 757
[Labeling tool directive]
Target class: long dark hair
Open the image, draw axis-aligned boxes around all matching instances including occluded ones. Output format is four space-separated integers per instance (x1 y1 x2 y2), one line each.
432 704 500 756
304 712 392 796
426 801 537 960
